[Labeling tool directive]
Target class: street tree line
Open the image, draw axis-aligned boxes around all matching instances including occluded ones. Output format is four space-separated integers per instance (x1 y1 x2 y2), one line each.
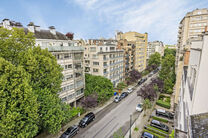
0 28 81 137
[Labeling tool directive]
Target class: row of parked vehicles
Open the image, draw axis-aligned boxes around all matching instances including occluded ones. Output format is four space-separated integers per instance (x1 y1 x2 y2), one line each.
114 88 133 103
141 109 174 138
60 112 95 138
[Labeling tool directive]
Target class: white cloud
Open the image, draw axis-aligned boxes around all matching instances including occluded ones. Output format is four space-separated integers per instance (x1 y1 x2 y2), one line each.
70 0 208 44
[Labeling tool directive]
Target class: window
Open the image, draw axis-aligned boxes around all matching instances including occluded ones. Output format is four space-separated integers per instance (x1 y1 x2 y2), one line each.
74 63 82 69
64 64 72 70
92 54 97 59
93 62 99 65
90 47 96 52
64 53 71 59
110 47 115 51
103 62 107 66
74 53 83 60
93 68 99 72
75 72 82 78
100 47 102 51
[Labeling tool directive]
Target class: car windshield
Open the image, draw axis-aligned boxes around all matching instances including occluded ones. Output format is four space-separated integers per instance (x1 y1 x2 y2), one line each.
81 117 88 122
137 104 142 108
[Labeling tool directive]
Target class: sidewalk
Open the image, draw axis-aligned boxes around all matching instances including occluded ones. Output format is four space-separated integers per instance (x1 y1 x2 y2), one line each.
36 96 114 138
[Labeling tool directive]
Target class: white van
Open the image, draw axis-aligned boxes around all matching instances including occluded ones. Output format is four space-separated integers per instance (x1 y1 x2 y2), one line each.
127 88 133 93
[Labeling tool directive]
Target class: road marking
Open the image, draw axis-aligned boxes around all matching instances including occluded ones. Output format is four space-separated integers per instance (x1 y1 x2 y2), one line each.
92 116 117 138
104 122 119 138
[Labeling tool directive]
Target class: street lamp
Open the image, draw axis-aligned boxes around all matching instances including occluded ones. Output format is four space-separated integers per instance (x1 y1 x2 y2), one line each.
129 114 132 138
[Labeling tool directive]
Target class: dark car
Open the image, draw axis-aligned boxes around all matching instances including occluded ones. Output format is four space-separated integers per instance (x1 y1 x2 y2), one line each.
156 109 174 119
79 112 95 128
60 125 79 138
138 78 147 85
120 92 128 99
141 132 157 138
150 120 169 132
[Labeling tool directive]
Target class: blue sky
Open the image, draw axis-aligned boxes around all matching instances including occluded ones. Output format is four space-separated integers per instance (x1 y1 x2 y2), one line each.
0 0 208 44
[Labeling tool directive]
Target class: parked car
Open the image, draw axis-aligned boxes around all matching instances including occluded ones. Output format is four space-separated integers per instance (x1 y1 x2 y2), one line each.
141 132 157 138
79 112 95 128
60 125 79 138
150 120 169 132
120 92 128 99
156 109 174 119
148 72 154 77
136 103 143 112
114 96 122 103
138 78 146 85
127 88 133 93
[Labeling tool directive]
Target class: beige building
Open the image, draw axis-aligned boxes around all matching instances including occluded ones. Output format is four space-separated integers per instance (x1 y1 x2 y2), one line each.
116 31 148 72
84 39 124 87
117 39 136 77
1 19 85 106
147 41 164 59
175 8 208 106
175 32 208 138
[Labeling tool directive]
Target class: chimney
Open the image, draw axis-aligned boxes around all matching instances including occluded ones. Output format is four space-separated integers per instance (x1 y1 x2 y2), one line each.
35 25 40 31
49 26 56 35
2 19 11 29
27 22 35 33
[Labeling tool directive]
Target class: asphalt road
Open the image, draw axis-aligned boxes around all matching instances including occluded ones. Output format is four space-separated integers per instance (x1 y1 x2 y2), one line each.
74 74 157 138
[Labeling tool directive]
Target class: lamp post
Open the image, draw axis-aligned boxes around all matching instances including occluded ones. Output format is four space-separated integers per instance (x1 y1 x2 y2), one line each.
129 114 132 138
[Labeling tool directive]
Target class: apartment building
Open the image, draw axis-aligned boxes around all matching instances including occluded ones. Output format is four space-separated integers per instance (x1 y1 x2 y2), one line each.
175 8 208 106
117 39 136 77
116 31 148 72
175 32 208 138
147 41 164 59
84 39 124 87
1 19 85 106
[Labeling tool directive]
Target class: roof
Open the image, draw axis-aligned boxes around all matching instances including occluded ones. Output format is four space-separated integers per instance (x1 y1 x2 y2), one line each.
24 28 68 40
191 112 208 138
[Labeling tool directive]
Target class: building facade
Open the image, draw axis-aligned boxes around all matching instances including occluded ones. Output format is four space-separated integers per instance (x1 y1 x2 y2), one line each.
84 39 124 87
175 8 208 106
175 32 208 138
1 19 85 106
116 31 148 72
147 41 164 59
117 39 136 78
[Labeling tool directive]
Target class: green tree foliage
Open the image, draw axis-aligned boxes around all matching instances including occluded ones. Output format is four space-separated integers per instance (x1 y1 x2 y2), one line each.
85 74 114 103
143 99 152 114
0 28 77 136
164 48 176 57
148 52 161 67
159 49 176 94
0 58 39 137
116 82 127 91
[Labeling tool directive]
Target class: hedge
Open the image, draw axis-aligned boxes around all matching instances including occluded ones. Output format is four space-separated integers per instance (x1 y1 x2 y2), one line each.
152 116 169 123
156 100 171 109
143 129 165 138
146 125 169 135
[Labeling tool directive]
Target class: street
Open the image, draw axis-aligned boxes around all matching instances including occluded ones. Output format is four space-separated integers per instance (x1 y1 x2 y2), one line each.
74 74 156 138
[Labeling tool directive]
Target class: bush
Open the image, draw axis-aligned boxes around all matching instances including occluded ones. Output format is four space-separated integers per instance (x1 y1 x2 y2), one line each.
156 100 171 109
143 129 165 138
165 97 171 103
169 130 175 138
152 116 169 123
134 127 138 131
146 125 169 135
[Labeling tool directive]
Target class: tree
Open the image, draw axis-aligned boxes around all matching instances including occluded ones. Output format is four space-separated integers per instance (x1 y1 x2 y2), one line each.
116 82 127 91
148 52 161 67
0 28 76 135
85 74 114 103
0 58 39 137
143 99 152 115
137 84 157 101
81 95 98 108
164 48 176 57
127 70 142 84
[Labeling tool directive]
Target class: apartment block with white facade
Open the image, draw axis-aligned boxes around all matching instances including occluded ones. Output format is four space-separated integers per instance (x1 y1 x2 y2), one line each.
84 39 124 87
175 32 208 138
1 19 85 107
147 41 164 59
